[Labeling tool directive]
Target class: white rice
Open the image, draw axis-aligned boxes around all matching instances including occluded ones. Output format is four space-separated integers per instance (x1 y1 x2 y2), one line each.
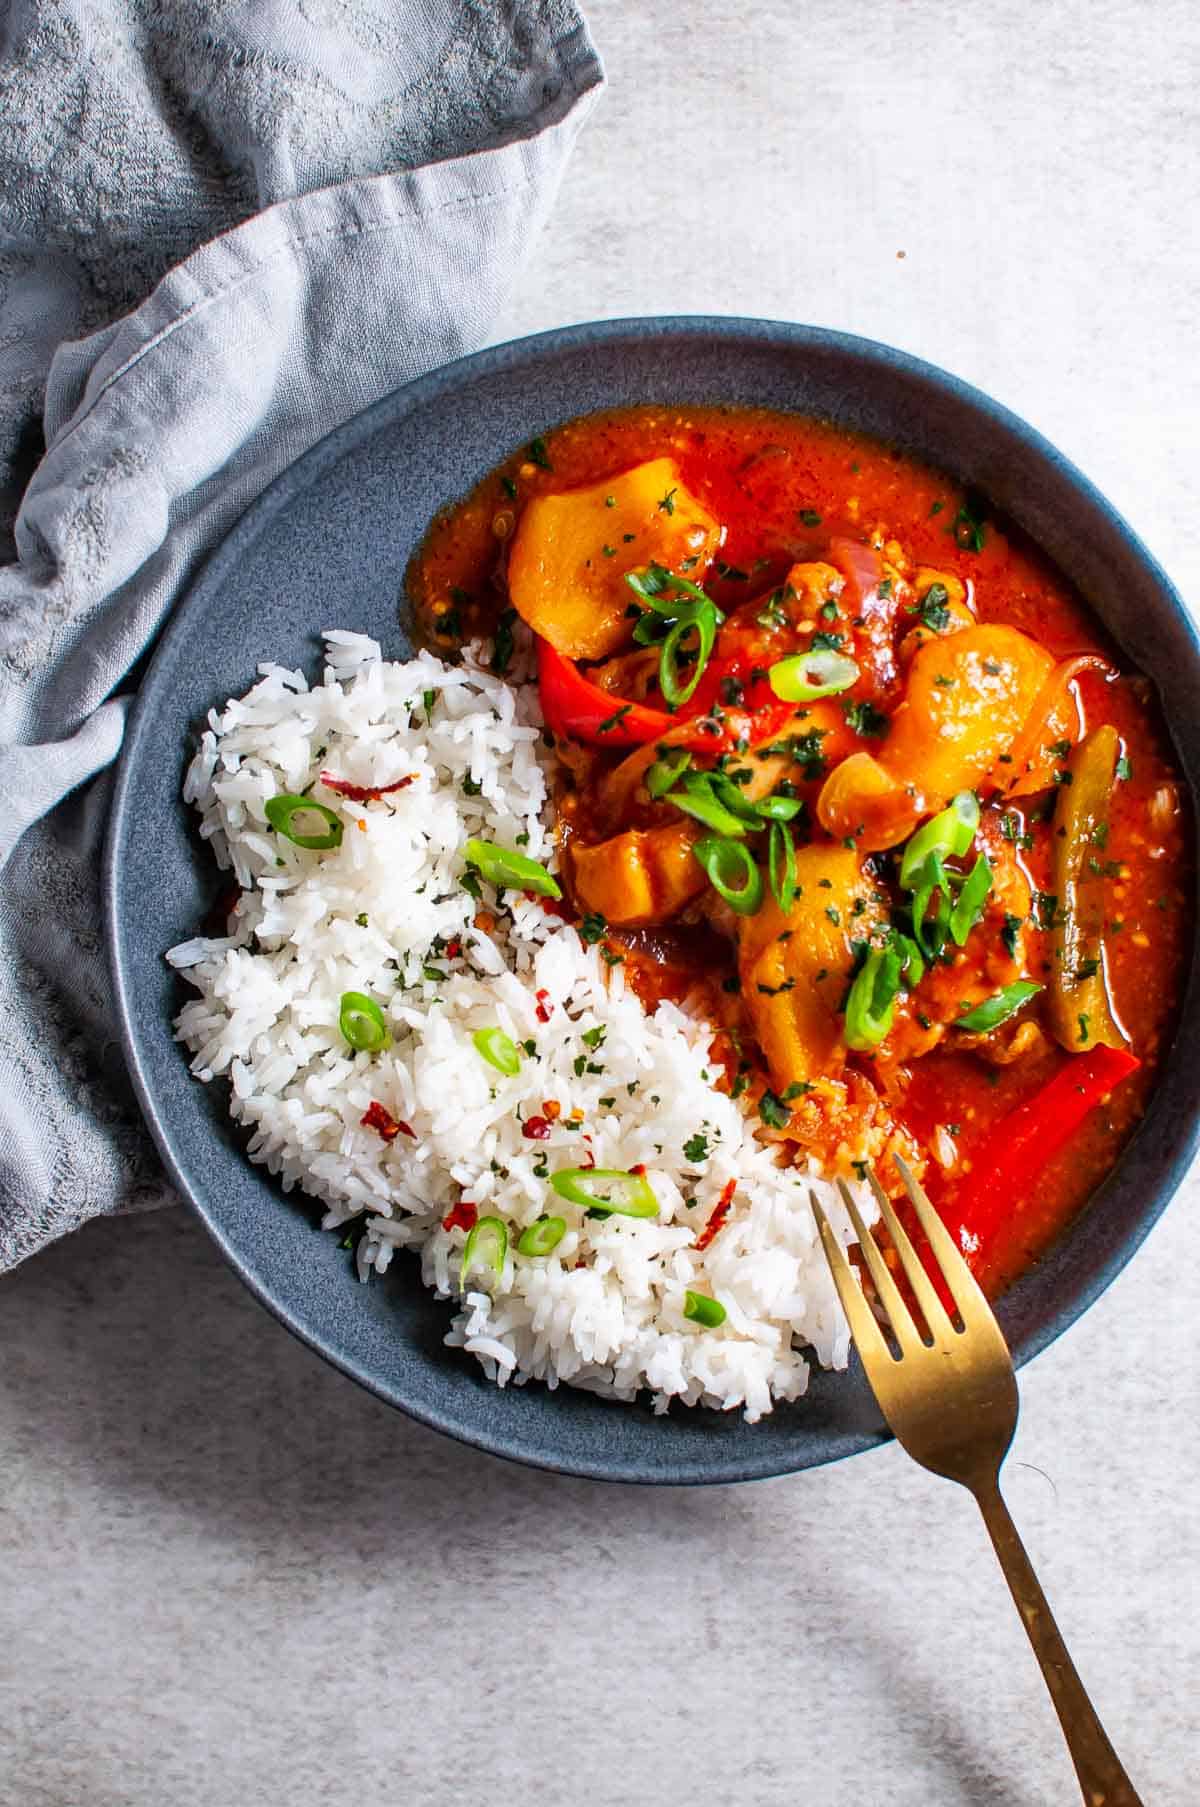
168 631 872 1421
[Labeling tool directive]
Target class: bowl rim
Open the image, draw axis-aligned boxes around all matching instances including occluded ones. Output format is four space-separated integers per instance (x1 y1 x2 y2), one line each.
104 313 1200 1482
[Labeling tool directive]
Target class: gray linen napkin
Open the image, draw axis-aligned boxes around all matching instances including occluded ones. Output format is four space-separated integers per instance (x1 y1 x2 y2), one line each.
0 0 602 1269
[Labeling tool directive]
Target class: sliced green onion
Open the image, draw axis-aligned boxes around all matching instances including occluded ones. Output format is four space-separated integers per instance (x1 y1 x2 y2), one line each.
768 649 860 702
472 1027 521 1076
459 1215 508 1291
660 605 719 708
954 981 1043 1033
768 819 797 913
683 1290 727 1328
550 1167 659 1217
693 835 764 916
911 853 953 960
625 565 724 620
892 932 926 989
844 946 903 1050
463 838 561 899
338 990 391 1053
516 1215 567 1257
625 567 724 713
645 748 692 799
632 610 671 647
709 773 765 825
755 792 805 821
949 853 994 946
265 794 344 850
899 791 979 890
670 773 750 838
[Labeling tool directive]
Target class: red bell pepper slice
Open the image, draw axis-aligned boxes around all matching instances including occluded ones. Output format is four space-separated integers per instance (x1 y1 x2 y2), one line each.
536 639 797 754
537 639 675 747
945 1043 1141 1266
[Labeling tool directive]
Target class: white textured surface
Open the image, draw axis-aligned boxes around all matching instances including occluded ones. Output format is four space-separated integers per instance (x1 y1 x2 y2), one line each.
3 1 1199 1800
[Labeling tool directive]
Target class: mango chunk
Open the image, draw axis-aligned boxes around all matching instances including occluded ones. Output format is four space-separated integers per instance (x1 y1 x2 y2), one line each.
507 458 721 660
738 846 886 1092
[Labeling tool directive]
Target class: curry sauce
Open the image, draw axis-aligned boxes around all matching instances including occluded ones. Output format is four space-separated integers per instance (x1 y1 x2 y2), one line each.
407 405 1192 1295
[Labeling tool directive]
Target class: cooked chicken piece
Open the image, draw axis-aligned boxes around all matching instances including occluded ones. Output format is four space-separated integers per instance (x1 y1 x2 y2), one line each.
570 821 706 926
897 567 977 666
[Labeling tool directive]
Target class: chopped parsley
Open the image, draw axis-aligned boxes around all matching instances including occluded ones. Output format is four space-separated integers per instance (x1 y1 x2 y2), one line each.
908 581 951 633
501 475 518 500
1001 913 1023 959
810 630 844 652
952 493 988 552
758 1089 791 1129
582 1025 607 1050
760 729 828 779
999 811 1034 851
843 699 889 738
1035 891 1059 930
528 435 553 471
756 977 796 996
1116 755 1133 781
355 912 369 928
579 912 607 944
756 589 790 629
683 1132 710 1163
798 508 822 528
491 607 517 676
658 486 677 515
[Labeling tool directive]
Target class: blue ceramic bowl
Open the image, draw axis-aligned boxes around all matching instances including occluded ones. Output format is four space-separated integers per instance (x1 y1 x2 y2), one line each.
105 318 1200 1483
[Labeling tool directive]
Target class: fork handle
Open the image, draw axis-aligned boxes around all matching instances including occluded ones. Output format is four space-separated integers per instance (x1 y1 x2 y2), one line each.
972 1478 1144 1806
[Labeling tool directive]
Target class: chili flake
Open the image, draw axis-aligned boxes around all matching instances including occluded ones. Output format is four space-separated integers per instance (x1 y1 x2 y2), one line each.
695 1179 737 1252
441 1198 479 1233
320 771 415 803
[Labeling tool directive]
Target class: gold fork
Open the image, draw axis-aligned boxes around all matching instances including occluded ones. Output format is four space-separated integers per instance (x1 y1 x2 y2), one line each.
812 1156 1144 1807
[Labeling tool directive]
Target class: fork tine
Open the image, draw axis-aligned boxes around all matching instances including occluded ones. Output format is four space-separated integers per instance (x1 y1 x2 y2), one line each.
892 1153 993 1325
866 1169 958 1339
835 1179 922 1352
810 1194 894 1368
